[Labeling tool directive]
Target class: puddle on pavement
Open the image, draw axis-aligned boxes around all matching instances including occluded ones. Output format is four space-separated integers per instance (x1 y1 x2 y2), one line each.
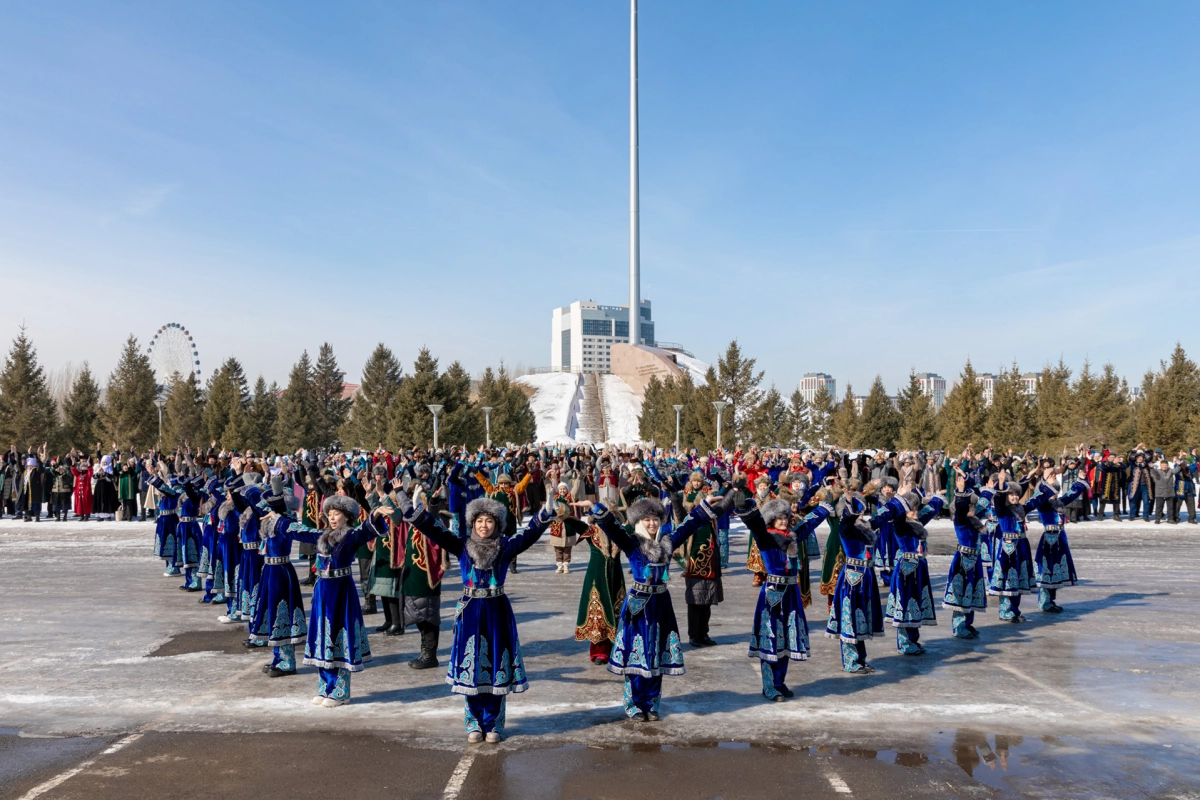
582 730 1200 796
148 630 261 657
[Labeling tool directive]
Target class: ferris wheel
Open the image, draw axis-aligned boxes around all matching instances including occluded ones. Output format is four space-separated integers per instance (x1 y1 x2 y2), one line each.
147 323 201 387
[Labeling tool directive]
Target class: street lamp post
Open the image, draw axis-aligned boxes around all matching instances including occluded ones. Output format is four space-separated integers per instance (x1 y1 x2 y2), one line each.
427 405 444 451
154 397 166 443
711 400 728 452
672 404 684 452
481 406 494 447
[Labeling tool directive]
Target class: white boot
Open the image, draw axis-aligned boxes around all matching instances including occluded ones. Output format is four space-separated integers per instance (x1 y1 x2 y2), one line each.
311 696 325 706
485 731 502 743
217 614 239 624
322 697 348 708
467 731 483 743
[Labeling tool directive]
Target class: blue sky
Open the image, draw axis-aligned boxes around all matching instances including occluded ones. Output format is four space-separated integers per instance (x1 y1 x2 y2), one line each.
3 1 1199 396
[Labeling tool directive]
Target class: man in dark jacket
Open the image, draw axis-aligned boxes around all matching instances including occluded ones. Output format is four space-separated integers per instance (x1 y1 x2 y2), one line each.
1150 458 1180 524
1127 452 1153 521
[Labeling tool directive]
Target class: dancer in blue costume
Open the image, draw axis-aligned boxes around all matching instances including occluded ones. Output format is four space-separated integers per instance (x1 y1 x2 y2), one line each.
825 489 884 673
984 471 1041 623
872 477 900 586
590 492 727 721
214 481 242 620
146 457 201 588
1030 476 1089 613
197 477 224 604
944 474 990 639
389 489 554 743
873 487 941 655
148 460 181 577
251 488 308 677
268 494 383 707
228 471 268 642
743 494 832 701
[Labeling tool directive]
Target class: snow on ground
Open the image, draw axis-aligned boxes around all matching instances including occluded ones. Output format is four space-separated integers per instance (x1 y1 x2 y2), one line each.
515 372 580 443
673 352 711 384
600 374 642 445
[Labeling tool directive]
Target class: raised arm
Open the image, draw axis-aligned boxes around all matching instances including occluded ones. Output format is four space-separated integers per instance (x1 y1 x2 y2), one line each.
503 506 555 558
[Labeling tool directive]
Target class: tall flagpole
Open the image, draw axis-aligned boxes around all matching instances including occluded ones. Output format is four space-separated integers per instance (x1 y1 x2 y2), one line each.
629 0 641 346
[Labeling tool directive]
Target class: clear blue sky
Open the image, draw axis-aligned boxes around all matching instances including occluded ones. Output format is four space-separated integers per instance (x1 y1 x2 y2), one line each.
3 1 1199 396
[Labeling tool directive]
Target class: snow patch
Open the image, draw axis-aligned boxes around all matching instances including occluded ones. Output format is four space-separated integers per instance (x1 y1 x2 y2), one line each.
673 353 711 384
516 373 581 444
600 375 643 445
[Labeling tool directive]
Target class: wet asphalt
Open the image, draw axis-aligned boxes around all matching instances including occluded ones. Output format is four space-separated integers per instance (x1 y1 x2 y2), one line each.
3 729 1199 799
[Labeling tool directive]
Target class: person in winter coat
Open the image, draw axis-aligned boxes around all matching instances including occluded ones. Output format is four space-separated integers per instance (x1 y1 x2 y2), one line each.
1150 459 1180 524
1127 453 1153 521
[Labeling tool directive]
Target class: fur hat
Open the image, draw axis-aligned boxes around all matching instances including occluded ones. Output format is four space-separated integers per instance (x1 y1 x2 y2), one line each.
626 497 667 528
837 492 866 523
783 471 809 489
496 473 514 485
466 497 507 530
322 494 361 521
880 476 899 491
761 498 793 527
900 491 922 512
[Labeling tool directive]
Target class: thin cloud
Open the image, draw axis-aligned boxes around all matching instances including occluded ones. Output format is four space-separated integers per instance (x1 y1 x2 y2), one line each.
124 183 179 217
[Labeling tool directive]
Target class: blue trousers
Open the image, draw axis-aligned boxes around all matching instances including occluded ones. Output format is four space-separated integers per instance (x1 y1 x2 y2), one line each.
839 641 868 672
1129 487 1150 520
999 595 1022 620
1038 588 1058 610
271 644 296 670
318 668 350 700
897 626 922 654
623 675 662 717
464 695 505 733
759 660 788 699
951 611 976 637
717 525 730 569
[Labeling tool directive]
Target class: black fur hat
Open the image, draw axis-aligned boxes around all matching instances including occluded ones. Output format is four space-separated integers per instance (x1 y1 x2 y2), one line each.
466 497 507 530
627 497 667 528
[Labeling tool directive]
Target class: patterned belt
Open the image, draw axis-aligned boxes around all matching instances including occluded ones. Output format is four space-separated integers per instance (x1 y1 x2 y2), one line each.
317 567 352 579
160 510 178 516
463 586 505 599
178 516 199 522
263 556 289 565
241 542 261 550
844 557 869 568
1002 532 1026 540
631 581 667 594
1043 524 1062 532
765 574 797 585
898 551 924 561
957 545 979 555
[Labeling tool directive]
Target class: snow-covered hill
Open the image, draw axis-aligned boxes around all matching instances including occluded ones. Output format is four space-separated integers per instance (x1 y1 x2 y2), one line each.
515 373 580 444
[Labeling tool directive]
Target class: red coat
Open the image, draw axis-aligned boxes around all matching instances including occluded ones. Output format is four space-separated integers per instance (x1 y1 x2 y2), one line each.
72 466 93 516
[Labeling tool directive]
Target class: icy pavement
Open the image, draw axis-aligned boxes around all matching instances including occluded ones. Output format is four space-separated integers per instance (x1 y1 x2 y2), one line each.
1 516 1199 756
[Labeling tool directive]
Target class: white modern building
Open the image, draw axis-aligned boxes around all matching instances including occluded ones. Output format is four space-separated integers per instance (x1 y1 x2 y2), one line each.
915 372 946 412
1021 372 1040 396
979 373 997 406
799 373 836 404
550 300 654 373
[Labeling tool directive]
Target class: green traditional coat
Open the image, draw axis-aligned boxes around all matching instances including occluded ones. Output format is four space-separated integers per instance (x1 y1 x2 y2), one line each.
819 515 843 605
574 524 626 644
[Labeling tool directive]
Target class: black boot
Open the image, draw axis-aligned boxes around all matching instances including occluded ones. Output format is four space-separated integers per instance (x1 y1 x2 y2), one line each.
409 624 439 669
375 597 393 633
385 598 405 635
364 595 378 615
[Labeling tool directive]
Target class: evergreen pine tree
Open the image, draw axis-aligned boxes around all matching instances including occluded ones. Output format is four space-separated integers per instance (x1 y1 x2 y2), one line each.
96 335 158 449
939 360 988 451
246 376 279 452
475 364 535 446
855 375 899 449
785 388 810 448
202 358 250 445
1034 359 1073 452
896 370 938 450
313 343 352 447
340 343 403 449
715 340 764 441
743 384 788 447
0 326 58 450
983 363 1036 449
1137 344 1200 451
161 371 205 448
61 362 102 451
387 348 443 448
806 383 835 448
829 384 860 447
275 351 318 452
638 375 666 443
438 360 481 448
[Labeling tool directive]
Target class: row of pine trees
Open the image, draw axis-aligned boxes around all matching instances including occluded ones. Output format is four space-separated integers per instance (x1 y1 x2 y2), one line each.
0 329 534 454
640 340 1200 454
